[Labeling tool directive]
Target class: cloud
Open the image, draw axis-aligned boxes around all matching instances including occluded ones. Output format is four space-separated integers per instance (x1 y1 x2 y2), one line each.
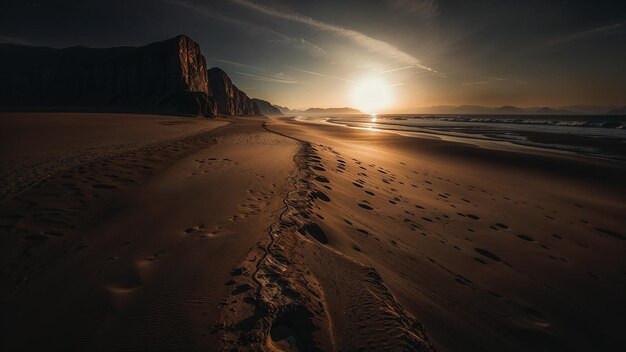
209 57 270 72
209 58 303 86
379 65 414 74
289 67 354 82
266 31 326 57
234 71 302 84
166 0 325 57
544 21 625 47
461 81 489 86
490 77 529 85
165 0 246 26
230 0 439 74
461 78 528 86
383 0 438 18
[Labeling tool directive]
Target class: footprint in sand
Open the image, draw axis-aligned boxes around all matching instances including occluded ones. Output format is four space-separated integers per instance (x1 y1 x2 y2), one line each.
358 203 373 210
41 230 64 237
25 234 48 241
595 227 626 240
298 223 329 244
520 305 551 327
474 248 501 261
314 175 329 183
455 275 474 286
312 190 330 202
92 183 117 189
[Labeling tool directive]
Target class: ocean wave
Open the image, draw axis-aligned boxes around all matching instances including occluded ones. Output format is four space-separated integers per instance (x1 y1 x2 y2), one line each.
419 116 626 129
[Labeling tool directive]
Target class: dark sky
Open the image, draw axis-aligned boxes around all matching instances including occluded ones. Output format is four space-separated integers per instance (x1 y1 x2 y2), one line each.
2 0 625 110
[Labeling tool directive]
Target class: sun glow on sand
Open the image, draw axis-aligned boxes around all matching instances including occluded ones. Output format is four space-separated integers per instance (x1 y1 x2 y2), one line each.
350 77 393 114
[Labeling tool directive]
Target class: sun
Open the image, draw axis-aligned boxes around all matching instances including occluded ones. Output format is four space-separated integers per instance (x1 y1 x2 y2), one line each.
350 77 393 114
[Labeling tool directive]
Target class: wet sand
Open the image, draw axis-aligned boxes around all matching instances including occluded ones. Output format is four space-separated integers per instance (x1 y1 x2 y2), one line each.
1 112 625 351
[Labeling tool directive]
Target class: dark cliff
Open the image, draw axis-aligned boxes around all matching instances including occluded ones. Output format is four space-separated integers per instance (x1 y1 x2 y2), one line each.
0 35 264 117
0 35 221 116
208 67 259 116
252 98 282 115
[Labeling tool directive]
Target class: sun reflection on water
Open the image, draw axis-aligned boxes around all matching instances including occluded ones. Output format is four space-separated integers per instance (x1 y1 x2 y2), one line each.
366 114 381 131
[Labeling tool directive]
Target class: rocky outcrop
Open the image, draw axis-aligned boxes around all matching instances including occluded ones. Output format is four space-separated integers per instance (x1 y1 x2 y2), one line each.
273 105 295 114
208 67 259 116
252 98 282 115
0 35 265 117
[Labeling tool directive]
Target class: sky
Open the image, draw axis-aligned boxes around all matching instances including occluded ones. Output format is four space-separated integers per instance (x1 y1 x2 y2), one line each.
2 0 626 112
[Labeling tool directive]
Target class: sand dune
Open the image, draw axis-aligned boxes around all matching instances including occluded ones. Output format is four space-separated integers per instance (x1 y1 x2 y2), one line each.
1 112 625 351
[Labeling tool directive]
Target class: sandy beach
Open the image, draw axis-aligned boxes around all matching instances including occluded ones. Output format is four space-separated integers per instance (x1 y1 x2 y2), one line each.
1 112 625 351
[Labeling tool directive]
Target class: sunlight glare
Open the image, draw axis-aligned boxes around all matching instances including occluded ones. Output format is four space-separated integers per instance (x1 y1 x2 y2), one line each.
350 77 393 114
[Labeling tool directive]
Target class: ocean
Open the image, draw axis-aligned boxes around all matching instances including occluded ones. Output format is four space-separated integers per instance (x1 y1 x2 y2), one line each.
296 114 626 161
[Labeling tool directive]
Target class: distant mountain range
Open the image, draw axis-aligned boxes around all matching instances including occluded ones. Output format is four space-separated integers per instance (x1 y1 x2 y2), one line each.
406 105 626 115
607 106 626 115
272 106 362 114
304 107 361 113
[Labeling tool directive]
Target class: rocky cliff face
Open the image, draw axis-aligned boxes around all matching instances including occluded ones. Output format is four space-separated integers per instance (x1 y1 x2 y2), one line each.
252 98 282 115
208 67 259 116
0 36 222 116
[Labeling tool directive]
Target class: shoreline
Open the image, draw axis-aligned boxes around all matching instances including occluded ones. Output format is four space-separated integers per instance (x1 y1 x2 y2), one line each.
293 115 626 162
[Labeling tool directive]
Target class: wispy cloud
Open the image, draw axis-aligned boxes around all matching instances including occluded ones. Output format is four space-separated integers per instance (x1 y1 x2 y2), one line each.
290 66 408 86
490 77 529 85
462 81 489 86
462 77 529 86
234 71 301 84
230 0 440 74
209 57 270 72
544 21 625 47
289 66 354 82
210 58 302 86
165 0 246 26
383 0 438 18
166 0 325 57
267 33 326 57
379 65 414 74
